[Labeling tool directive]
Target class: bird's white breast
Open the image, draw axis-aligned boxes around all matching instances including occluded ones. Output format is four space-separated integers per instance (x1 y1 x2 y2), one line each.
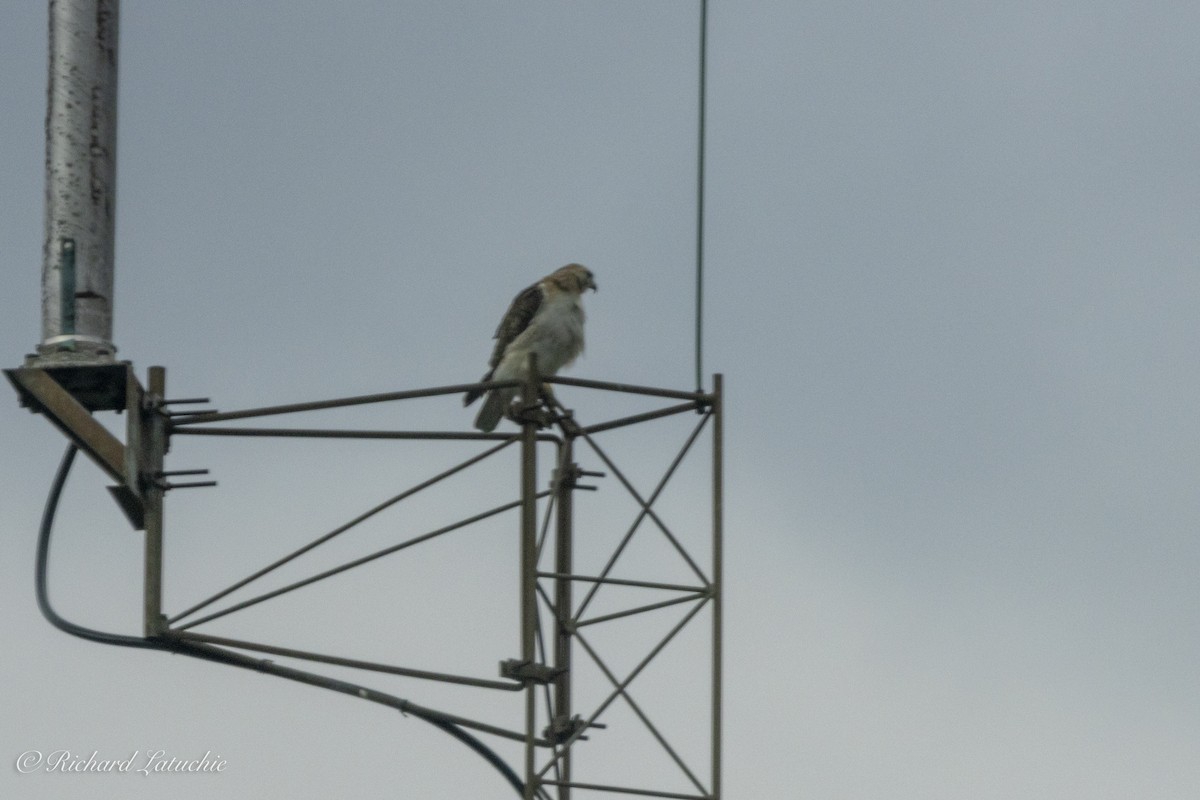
496 292 585 380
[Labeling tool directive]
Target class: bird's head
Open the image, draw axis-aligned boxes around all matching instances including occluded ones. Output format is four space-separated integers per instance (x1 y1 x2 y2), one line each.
551 263 597 294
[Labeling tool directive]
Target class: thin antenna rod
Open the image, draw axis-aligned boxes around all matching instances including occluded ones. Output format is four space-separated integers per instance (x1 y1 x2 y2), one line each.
694 0 709 392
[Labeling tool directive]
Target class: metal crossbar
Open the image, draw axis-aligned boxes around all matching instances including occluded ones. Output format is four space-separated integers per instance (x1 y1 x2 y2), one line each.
530 582 711 791
575 593 707 629
570 412 713 623
537 573 707 594
169 437 519 624
575 628 709 795
579 402 701 436
541 781 708 800
176 491 550 631
536 597 710 780
169 380 520 426
170 630 522 692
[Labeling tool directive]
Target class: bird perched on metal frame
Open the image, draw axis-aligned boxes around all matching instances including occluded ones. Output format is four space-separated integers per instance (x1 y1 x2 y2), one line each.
464 263 597 432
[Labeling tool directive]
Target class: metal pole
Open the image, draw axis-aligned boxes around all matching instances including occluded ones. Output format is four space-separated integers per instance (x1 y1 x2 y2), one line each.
711 373 723 799
553 438 575 800
38 0 120 363
521 357 540 800
143 366 166 636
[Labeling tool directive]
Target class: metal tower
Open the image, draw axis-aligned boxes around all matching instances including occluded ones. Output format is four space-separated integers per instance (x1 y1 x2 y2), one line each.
10 3 723 798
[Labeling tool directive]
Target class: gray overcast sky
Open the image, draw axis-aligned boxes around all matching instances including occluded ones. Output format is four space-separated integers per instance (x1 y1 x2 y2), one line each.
4 1 1200 798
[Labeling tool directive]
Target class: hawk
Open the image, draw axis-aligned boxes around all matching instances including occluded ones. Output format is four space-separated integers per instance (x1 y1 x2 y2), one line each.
464 263 597 432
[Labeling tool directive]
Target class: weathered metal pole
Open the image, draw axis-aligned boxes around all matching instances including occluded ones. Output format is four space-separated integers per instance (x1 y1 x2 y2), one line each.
142 366 166 636
711 373 723 799
37 0 120 364
553 437 575 800
520 356 540 800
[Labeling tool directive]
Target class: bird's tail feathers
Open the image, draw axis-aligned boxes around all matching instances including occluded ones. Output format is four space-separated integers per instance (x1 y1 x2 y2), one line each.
473 388 514 432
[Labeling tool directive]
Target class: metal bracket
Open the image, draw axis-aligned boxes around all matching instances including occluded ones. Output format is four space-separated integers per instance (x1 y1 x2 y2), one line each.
511 403 554 428
552 463 605 493
6 367 127 481
10 361 131 411
2 363 184 531
6 365 147 528
499 658 564 684
542 714 601 744
155 469 218 492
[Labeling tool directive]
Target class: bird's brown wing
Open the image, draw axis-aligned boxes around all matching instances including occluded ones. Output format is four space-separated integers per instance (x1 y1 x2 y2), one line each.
488 281 544 369
464 281 544 408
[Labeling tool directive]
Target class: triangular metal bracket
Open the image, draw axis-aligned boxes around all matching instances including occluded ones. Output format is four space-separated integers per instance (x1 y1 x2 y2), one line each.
6 363 145 528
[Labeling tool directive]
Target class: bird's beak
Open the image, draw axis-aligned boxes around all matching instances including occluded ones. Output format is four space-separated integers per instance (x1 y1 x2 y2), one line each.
589 278 598 292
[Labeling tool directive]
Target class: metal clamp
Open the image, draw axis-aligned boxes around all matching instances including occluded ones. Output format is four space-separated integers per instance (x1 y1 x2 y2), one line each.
151 469 217 491
499 658 564 684
543 714 601 744
552 463 605 492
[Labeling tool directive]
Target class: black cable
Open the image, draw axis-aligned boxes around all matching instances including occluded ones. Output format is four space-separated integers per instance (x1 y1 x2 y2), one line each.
35 444 527 797
35 445 158 649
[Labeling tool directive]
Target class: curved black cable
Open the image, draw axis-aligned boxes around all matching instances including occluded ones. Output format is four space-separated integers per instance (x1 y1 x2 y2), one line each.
35 445 158 649
35 444 527 797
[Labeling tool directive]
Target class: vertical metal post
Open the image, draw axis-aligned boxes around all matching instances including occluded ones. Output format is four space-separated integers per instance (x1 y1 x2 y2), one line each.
520 356 540 800
143 366 166 636
553 437 575 800
693 0 708 393
711 373 723 799
39 0 120 363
